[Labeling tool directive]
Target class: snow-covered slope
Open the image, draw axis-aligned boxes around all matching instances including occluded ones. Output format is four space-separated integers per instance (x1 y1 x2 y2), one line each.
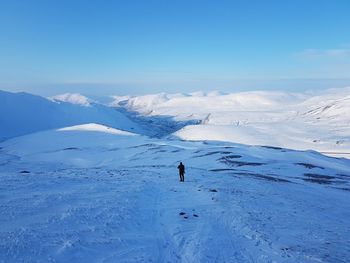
114 88 350 157
115 90 304 119
1 123 349 262
3 88 349 157
1 87 349 262
0 90 142 141
50 93 93 106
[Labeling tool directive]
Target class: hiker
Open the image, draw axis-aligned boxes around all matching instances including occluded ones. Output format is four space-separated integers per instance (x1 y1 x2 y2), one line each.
177 162 185 182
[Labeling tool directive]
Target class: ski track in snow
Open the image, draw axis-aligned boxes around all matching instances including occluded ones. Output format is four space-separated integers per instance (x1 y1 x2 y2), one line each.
1 127 350 263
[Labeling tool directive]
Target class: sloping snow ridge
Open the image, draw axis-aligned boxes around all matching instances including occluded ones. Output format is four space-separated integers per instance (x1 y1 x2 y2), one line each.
58 123 137 136
0 123 349 262
0 90 143 141
114 88 350 157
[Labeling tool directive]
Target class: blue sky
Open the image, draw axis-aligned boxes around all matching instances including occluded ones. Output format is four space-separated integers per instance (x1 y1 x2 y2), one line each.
0 0 349 95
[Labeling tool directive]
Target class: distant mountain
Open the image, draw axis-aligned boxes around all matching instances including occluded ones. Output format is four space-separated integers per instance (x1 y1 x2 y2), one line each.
0 90 142 141
112 88 350 157
50 93 93 106
2 88 350 157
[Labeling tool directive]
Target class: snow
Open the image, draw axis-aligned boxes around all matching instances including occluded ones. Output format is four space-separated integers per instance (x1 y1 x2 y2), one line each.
1 123 350 262
1 87 350 262
58 123 137 136
115 88 350 158
0 90 143 141
50 93 92 106
109 95 132 107
3 88 349 157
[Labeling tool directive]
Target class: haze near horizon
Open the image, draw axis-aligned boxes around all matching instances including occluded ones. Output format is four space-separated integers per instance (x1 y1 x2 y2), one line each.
0 0 350 96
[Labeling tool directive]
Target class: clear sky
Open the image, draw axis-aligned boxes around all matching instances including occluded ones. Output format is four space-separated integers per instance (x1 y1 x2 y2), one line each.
0 0 349 96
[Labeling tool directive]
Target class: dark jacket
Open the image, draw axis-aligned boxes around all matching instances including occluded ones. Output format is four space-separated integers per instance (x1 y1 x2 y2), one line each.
177 163 185 174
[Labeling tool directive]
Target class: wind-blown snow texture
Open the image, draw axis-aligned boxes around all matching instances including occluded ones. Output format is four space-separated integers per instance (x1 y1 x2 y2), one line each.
1 123 350 262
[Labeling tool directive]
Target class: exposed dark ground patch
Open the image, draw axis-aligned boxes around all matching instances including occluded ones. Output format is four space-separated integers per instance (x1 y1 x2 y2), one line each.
220 155 242 159
194 151 238 158
234 172 291 183
303 178 332 184
257 174 291 183
337 174 350 178
107 147 120 152
210 168 235 172
195 151 222 157
153 150 167 153
261 146 284 150
290 172 350 187
219 159 265 167
129 144 157 149
63 147 80 151
147 145 183 153
304 173 335 180
148 146 165 151
302 173 342 185
296 163 324 169
261 146 290 152
194 151 235 158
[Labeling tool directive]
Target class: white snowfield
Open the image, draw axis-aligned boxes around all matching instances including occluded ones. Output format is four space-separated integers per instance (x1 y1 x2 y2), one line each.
58 123 137 136
115 88 350 158
1 123 350 262
0 90 143 141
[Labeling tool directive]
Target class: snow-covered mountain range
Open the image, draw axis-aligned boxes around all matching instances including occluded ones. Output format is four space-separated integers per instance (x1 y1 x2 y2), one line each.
0 88 350 262
111 88 350 158
2 88 350 158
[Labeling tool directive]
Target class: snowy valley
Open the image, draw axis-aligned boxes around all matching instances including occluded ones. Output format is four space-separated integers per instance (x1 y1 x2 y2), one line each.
0 89 350 262
113 88 350 158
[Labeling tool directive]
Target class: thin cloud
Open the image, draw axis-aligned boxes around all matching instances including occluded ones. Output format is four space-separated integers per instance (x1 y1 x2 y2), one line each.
296 48 350 60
